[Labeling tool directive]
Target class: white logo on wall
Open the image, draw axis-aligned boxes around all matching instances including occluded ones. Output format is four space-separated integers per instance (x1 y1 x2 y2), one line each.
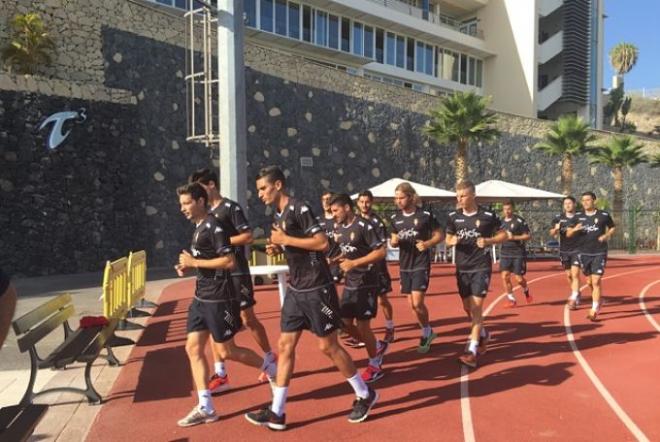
38 108 87 150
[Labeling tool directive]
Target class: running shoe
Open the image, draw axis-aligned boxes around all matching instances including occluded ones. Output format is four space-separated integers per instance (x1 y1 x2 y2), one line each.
477 330 490 355
245 407 286 431
347 387 379 423
344 337 366 348
177 406 219 427
458 351 478 369
208 374 230 395
361 364 384 383
383 327 395 343
417 332 438 354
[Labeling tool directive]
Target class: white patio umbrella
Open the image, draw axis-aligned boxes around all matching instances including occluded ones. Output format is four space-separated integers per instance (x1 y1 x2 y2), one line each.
475 180 564 203
350 178 455 202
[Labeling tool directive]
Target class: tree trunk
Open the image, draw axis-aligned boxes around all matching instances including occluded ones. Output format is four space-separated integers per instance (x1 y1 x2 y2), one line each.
612 166 624 246
455 140 468 186
561 153 573 196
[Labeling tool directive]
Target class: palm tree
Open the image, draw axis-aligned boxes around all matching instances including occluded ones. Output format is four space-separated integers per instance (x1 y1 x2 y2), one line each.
423 91 499 186
588 135 647 230
534 114 596 195
609 42 639 87
1 13 56 75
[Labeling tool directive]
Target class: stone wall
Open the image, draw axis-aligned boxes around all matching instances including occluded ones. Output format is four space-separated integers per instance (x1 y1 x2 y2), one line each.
1 0 659 276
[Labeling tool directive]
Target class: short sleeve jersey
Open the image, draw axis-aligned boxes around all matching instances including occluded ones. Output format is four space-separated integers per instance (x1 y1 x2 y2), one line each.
274 198 332 290
500 215 530 257
573 210 615 255
316 214 340 258
210 198 251 276
365 212 388 239
551 212 581 253
190 215 233 301
333 216 385 288
390 208 441 272
446 207 502 272
0 267 10 296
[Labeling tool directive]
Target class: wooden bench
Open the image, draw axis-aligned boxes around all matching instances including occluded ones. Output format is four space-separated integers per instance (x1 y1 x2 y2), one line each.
11 294 121 406
0 404 48 442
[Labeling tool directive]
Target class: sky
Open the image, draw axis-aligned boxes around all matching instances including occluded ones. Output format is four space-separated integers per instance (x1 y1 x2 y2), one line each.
603 0 659 92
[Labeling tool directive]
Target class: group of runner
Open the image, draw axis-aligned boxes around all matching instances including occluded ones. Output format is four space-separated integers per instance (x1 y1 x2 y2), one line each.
173 165 615 430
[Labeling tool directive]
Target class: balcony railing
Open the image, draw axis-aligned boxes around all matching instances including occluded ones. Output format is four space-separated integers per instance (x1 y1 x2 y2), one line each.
364 0 484 39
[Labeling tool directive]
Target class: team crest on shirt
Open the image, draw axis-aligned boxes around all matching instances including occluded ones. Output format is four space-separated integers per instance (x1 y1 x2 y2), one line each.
510 223 514 229
414 218 419 226
476 219 481 227
350 231 355 241
595 218 599 224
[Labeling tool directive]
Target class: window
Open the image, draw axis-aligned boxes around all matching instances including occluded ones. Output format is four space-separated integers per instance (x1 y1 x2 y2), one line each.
364 26 374 59
476 59 483 87
288 2 300 39
442 50 458 81
341 18 351 52
386 32 396 65
376 28 384 63
468 57 476 85
260 0 273 32
396 35 405 68
275 0 287 36
424 44 433 76
353 22 363 55
435 47 441 77
415 41 424 72
315 10 328 46
174 0 186 9
329 15 339 49
460 53 467 84
245 0 257 27
302 5 312 42
407 38 415 71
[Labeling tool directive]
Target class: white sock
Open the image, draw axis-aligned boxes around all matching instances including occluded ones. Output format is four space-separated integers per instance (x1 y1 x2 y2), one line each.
347 373 370 399
480 327 488 338
368 357 381 367
592 301 599 311
570 291 579 300
214 362 226 377
468 340 479 355
197 389 214 413
385 320 394 329
422 325 432 338
506 293 515 301
271 386 288 416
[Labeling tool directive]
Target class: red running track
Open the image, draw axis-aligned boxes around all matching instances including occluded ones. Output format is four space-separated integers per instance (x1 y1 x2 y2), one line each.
87 256 660 441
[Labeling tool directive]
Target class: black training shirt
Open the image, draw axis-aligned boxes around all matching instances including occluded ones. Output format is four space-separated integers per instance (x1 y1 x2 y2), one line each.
210 198 251 276
551 212 581 253
500 215 530 257
274 198 332 290
573 210 615 255
333 216 385 288
446 207 502 272
190 215 233 302
390 208 441 272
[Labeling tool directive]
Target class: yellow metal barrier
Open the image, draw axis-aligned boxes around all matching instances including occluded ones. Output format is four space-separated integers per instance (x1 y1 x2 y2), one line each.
127 250 147 308
102 257 129 319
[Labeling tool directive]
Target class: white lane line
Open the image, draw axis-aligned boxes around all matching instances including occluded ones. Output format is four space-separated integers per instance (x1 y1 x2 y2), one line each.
564 267 660 442
460 271 562 442
639 279 660 333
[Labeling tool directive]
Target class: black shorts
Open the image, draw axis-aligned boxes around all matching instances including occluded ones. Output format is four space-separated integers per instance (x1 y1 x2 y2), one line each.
499 256 527 275
579 254 607 276
341 286 378 320
187 298 242 343
376 261 392 295
281 284 343 337
456 270 492 299
559 252 581 270
230 274 256 310
400 268 430 294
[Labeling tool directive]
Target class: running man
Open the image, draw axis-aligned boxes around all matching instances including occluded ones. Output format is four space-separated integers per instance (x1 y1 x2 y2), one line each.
329 193 389 383
245 166 378 430
566 191 615 321
175 183 277 427
189 169 275 393
356 190 396 343
390 182 444 353
445 181 507 369
549 196 582 309
499 200 532 307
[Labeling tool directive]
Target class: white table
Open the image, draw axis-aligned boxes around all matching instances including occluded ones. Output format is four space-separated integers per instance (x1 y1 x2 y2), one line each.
249 264 290 306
